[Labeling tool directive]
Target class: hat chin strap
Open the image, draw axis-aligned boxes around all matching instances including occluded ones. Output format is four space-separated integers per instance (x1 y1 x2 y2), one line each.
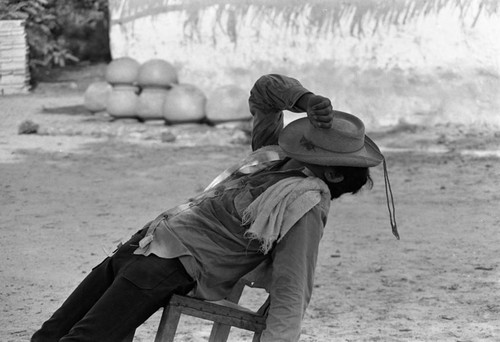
383 158 399 239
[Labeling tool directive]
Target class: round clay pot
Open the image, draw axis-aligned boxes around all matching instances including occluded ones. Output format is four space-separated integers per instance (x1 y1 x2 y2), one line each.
106 85 139 118
83 81 112 113
136 87 169 121
105 57 140 85
137 59 178 88
162 84 206 124
206 85 251 124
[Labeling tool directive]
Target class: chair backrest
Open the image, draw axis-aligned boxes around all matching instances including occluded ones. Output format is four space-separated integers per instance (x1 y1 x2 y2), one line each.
205 268 272 341
208 279 270 341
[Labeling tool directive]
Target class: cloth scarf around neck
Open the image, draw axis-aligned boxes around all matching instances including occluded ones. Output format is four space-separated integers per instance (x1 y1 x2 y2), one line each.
242 176 330 254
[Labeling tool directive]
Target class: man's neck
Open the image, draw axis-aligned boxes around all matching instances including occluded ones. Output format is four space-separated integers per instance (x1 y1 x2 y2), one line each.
279 158 303 171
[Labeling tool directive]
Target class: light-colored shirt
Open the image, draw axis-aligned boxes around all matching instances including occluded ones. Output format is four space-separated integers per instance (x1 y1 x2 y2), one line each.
135 74 331 341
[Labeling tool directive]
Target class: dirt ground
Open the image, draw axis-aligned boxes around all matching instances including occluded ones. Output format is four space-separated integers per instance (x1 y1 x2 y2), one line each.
1 69 500 342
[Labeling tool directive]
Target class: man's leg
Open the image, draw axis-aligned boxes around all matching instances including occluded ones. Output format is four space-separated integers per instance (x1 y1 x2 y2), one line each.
59 255 194 342
31 255 115 342
31 226 166 341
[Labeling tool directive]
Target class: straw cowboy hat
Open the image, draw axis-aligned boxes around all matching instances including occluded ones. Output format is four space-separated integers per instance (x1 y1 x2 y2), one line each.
278 111 383 167
280 111 400 240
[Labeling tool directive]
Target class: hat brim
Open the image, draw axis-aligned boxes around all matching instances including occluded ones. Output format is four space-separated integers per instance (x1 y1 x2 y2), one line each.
278 117 384 167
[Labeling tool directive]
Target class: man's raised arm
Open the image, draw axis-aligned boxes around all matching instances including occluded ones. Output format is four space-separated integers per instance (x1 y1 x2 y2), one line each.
249 74 335 151
249 74 312 151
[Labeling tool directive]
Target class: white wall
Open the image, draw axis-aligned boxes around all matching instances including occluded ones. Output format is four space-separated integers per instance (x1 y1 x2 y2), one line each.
109 0 500 128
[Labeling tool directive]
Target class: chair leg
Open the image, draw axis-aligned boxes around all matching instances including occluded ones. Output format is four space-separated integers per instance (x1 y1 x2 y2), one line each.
252 331 262 342
154 305 182 342
207 279 247 342
208 323 231 342
250 296 269 342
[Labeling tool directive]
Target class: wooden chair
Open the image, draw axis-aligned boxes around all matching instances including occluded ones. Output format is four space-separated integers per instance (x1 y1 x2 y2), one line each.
123 279 270 342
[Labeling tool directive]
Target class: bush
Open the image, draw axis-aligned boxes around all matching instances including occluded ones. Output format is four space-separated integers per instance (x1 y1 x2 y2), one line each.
0 0 110 80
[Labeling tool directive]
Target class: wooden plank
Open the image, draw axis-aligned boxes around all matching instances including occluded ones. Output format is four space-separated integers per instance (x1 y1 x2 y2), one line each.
155 305 182 342
209 322 232 342
0 76 29 85
0 20 29 94
0 86 29 95
0 46 28 52
178 306 266 331
0 20 25 29
171 296 261 316
0 76 29 84
0 43 28 49
0 40 26 46
1 62 28 71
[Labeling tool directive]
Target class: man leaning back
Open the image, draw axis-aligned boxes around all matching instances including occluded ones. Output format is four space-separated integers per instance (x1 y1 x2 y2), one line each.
32 74 398 342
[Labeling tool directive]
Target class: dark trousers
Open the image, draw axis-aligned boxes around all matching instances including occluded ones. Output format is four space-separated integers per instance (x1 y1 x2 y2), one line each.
31 228 195 342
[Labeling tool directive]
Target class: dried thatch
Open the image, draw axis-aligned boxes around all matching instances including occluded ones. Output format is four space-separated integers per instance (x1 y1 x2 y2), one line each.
112 0 498 36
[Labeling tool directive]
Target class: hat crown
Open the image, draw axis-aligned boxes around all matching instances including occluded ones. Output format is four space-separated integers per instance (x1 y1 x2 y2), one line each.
303 112 365 153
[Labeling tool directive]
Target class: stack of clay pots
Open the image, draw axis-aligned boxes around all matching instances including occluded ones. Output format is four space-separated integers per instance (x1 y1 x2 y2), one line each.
83 57 252 125
105 57 140 119
136 59 178 121
83 81 112 113
163 83 207 124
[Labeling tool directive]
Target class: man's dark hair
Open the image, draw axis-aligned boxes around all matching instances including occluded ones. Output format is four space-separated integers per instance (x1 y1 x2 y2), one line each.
328 166 373 199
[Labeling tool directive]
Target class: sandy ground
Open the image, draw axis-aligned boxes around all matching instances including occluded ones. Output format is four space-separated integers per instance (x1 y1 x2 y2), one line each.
1 74 500 342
